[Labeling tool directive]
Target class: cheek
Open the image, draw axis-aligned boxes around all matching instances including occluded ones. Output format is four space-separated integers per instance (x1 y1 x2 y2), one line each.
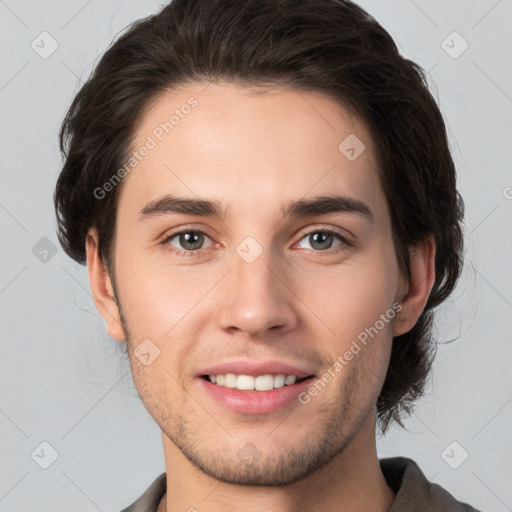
127 355 182 422
113 245 197 330
294 252 399 384
301 256 399 335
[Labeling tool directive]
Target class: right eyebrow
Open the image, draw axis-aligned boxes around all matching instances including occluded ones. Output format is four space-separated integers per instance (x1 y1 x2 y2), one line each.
139 194 227 222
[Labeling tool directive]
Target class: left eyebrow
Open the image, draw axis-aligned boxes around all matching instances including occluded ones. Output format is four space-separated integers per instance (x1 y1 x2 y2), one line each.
280 195 374 223
138 193 374 224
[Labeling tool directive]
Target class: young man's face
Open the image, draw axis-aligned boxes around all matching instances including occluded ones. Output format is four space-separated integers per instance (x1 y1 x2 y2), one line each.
87 82 429 486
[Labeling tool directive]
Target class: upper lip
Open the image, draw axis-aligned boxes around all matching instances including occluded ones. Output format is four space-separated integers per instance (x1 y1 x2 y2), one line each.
198 360 316 379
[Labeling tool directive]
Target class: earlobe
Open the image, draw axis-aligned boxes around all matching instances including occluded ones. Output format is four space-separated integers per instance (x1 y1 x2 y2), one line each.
393 235 436 337
85 228 126 342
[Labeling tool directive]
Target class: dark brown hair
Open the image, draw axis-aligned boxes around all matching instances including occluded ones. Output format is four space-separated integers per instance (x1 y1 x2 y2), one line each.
54 0 464 433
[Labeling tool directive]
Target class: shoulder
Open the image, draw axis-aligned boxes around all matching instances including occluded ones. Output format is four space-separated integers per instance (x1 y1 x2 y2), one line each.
118 473 166 512
380 457 483 512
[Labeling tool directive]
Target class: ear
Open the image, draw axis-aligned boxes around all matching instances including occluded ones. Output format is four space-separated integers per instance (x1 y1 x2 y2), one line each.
85 227 126 342
393 235 436 337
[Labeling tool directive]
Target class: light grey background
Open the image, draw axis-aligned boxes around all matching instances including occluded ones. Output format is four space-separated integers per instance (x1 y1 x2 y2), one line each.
1 0 511 510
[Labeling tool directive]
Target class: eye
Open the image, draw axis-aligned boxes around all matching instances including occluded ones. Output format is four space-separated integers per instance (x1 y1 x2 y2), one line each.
295 229 350 253
161 227 351 258
162 229 215 257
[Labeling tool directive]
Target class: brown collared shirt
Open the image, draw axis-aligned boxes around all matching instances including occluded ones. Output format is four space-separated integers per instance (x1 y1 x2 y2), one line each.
119 457 483 511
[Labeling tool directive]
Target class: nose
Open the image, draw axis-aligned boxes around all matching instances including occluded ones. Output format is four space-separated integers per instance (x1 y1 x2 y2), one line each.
216 246 298 338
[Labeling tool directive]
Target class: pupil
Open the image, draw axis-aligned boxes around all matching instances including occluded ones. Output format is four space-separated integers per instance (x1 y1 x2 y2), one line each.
181 232 203 250
311 232 332 250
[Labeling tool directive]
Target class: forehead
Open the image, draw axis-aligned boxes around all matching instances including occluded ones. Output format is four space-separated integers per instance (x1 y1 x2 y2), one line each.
118 82 384 222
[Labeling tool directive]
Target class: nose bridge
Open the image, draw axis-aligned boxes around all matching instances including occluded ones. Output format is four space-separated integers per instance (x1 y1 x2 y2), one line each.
234 239 277 296
216 235 297 336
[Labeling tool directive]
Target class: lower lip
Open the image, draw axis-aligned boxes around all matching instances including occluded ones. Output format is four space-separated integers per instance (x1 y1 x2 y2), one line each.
198 376 316 414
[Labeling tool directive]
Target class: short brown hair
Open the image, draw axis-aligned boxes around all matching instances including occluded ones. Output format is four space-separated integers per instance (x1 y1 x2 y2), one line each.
54 0 465 433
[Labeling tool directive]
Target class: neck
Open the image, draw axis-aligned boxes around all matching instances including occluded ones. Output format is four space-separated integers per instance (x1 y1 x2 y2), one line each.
160 412 395 512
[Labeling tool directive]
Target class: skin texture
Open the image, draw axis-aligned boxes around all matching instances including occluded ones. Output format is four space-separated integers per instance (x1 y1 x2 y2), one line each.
86 82 435 512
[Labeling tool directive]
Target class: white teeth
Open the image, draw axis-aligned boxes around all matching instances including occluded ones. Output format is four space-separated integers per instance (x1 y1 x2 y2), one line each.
255 375 274 391
237 375 255 390
285 375 297 386
206 373 302 390
224 373 237 388
273 374 286 388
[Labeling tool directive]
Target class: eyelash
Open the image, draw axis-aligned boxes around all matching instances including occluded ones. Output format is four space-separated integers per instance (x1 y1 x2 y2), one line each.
161 227 352 259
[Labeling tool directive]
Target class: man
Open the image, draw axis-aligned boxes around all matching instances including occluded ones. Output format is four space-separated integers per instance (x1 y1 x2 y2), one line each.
54 0 481 510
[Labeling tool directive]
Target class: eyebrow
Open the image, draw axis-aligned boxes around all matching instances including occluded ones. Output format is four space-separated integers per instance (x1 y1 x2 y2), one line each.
138 193 374 223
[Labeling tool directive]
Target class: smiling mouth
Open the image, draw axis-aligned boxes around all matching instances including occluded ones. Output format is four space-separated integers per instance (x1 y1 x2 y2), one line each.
201 373 313 391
